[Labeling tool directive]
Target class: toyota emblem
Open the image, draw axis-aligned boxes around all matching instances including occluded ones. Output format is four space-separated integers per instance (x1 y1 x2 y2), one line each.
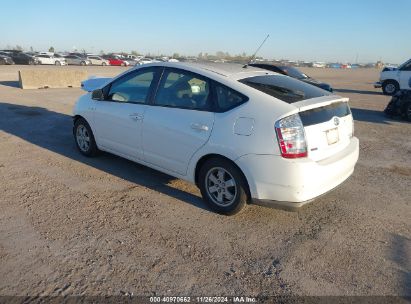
333 117 340 126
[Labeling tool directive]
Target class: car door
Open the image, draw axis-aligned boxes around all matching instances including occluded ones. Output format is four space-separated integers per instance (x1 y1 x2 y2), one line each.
399 60 411 89
142 68 215 175
45 55 53 64
38 55 49 64
90 56 99 65
92 67 160 160
65 55 73 65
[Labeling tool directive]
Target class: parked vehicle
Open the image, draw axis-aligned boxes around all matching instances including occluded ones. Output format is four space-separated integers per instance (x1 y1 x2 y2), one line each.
312 62 326 68
137 58 156 65
87 55 110 66
73 62 359 215
65 55 91 66
250 63 333 92
375 58 411 95
53 53 67 59
0 54 14 65
35 54 67 65
102 55 129 66
384 90 411 121
9 52 39 65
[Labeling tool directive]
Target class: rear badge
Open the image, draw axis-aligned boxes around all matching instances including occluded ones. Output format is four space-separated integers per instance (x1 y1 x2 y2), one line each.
333 117 340 126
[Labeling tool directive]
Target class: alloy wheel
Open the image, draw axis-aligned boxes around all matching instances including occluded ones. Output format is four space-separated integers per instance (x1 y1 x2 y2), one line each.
205 167 237 207
76 125 90 152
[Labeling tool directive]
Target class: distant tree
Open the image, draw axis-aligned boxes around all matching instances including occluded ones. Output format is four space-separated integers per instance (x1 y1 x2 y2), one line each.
49 46 55 53
216 51 224 59
14 45 23 51
30 46 34 52
198 52 203 59
172 53 180 58
99 50 105 55
131 50 140 56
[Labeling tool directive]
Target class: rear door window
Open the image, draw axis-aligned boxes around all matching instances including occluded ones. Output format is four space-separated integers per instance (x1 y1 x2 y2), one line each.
239 75 330 103
154 69 211 111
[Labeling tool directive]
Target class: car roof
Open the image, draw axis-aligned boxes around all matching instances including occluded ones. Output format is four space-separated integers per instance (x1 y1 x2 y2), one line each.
134 62 277 81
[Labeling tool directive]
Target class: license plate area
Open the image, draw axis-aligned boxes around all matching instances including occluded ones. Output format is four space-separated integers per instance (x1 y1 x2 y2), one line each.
326 128 339 145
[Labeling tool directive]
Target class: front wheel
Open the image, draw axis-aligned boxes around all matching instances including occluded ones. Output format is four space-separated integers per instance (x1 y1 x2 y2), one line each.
55 61 61 66
80 61 86 66
382 80 399 95
102 62 107 66
198 158 249 215
74 118 99 156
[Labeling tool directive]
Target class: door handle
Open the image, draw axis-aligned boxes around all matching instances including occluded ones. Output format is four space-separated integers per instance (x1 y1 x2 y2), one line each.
191 123 209 131
129 113 144 120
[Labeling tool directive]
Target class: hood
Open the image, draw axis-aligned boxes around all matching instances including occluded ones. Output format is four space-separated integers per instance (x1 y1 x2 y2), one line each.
81 76 112 92
382 66 398 72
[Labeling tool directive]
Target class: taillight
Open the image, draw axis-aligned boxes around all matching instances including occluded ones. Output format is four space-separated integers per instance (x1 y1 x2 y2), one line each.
275 114 307 158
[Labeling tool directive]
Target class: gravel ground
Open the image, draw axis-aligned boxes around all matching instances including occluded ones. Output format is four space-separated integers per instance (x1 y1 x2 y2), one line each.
0 65 410 298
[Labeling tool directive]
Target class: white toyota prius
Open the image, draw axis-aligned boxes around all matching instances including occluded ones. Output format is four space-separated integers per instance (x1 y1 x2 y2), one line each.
73 62 359 214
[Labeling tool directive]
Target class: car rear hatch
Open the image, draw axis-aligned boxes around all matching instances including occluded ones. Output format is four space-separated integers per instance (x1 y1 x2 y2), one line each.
239 74 354 161
293 95 353 162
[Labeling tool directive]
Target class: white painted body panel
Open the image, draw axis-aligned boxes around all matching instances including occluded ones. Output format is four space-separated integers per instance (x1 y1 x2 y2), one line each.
73 62 359 207
379 59 411 90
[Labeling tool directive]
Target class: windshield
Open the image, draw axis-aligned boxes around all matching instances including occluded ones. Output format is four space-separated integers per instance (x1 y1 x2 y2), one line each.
399 59 411 70
279 66 308 79
240 75 330 103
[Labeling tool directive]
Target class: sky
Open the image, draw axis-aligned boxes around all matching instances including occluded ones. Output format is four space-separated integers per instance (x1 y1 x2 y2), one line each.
1 0 410 64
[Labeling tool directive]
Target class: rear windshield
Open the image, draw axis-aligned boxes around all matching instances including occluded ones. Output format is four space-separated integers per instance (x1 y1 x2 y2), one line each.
239 75 331 103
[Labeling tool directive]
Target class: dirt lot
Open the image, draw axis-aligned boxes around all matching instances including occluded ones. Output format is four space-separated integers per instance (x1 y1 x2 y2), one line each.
0 65 410 298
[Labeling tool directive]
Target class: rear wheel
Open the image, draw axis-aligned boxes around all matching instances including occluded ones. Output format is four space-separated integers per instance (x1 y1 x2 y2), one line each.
74 118 99 157
121 62 126 66
405 103 411 122
198 158 249 215
80 61 86 66
102 62 107 66
55 61 61 66
382 80 399 95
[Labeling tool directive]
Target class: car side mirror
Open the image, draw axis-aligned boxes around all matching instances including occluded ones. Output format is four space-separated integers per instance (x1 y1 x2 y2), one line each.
92 89 104 101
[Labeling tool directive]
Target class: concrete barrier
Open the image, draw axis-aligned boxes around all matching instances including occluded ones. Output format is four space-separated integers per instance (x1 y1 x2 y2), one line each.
18 70 88 89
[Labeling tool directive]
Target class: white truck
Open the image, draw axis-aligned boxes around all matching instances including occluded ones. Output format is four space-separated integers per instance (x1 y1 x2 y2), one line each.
375 58 411 95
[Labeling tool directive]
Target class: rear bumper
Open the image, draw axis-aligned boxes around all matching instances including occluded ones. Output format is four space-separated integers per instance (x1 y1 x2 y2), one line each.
236 137 359 209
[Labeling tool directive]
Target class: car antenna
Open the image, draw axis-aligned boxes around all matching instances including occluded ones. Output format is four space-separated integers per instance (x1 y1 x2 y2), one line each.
243 34 270 68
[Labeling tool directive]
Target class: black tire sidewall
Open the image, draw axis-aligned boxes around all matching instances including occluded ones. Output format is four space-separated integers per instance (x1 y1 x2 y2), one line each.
74 118 98 156
198 158 249 215
383 81 399 95
406 103 411 122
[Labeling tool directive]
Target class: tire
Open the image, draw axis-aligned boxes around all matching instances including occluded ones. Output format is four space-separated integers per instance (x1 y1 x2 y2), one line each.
121 62 125 67
73 118 99 157
102 62 107 66
382 80 399 95
198 158 249 215
55 61 61 66
80 61 86 66
405 103 411 122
